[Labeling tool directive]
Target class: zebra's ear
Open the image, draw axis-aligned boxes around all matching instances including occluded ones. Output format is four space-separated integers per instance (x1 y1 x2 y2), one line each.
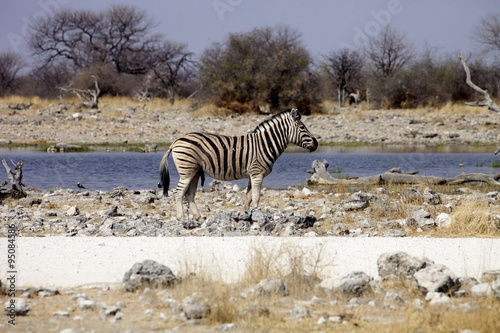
290 108 301 121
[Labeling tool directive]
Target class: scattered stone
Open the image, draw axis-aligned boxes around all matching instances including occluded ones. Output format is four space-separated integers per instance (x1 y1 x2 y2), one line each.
481 269 500 282
414 264 460 295
54 311 70 317
290 306 310 319
216 323 237 331
319 271 371 296
384 229 407 237
377 252 433 279
257 278 288 296
123 260 178 292
183 303 208 320
423 187 441 205
404 187 422 202
341 192 372 211
66 206 79 216
4 298 30 316
435 213 452 228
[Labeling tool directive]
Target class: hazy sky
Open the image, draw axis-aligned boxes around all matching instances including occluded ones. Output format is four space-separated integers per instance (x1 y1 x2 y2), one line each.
1 0 499 61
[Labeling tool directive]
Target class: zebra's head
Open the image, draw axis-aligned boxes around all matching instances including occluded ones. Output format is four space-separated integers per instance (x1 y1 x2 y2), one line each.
288 108 318 152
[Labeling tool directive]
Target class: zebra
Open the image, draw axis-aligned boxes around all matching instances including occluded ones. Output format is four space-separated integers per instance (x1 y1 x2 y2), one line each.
159 108 318 220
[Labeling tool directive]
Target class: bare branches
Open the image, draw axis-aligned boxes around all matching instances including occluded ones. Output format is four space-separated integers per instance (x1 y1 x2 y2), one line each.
365 26 414 77
459 54 500 113
60 74 101 109
321 48 364 107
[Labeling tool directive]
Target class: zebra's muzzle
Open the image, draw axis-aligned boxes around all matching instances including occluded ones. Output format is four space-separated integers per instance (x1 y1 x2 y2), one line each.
305 137 318 152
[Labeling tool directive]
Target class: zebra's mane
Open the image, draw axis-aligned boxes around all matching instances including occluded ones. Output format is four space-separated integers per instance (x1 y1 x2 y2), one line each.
252 109 293 133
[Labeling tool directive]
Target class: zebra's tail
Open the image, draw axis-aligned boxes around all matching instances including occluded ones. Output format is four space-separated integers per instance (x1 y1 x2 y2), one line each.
159 146 172 196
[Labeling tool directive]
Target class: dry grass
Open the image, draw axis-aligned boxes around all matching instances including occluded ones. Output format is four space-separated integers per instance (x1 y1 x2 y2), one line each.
193 103 233 118
447 199 500 237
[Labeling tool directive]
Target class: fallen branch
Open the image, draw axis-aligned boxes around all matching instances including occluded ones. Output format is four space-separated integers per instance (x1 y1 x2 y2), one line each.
459 54 500 113
59 74 101 109
307 160 500 186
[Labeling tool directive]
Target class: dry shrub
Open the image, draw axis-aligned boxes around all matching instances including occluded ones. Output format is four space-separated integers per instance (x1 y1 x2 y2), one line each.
447 199 500 237
194 103 233 118
397 298 500 333
241 241 329 298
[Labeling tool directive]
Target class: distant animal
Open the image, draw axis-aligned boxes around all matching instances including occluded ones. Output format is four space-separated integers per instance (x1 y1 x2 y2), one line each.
159 108 318 220
77 182 86 189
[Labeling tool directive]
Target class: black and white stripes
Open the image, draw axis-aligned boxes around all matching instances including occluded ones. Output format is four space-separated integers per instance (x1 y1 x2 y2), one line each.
159 108 317 220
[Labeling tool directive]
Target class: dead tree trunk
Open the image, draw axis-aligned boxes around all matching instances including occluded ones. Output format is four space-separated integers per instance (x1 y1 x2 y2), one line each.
1 159 26 199
459 54 500 113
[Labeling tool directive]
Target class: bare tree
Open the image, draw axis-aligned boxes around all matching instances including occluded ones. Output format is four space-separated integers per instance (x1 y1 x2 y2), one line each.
0 52 25 95
150 41 194 104
322 48 364 107
27 5 159 75
365 25 414 77
473 13 500 54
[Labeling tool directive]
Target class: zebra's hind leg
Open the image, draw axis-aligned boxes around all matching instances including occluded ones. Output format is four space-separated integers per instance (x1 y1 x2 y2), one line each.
185 171 202 220
173 174 196 220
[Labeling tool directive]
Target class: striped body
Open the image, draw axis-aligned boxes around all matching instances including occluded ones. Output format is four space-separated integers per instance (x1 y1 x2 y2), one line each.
159 108 317 220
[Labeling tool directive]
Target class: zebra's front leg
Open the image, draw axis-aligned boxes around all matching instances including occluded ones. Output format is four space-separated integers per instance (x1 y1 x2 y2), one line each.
245 174 264 210
186 173 201 220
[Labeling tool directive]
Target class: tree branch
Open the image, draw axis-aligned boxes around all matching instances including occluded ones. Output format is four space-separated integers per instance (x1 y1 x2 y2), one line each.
459 54 500 113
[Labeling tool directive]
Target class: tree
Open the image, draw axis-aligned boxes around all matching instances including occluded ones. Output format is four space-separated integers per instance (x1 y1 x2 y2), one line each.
149 41 194 104
473 13 500 54
199 25 321 113
365 25 414 77
27 5 159 75
0 52 25 96
322 48 364 106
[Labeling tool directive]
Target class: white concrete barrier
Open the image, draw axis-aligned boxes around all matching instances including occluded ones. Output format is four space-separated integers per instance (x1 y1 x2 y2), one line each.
1 237 499 288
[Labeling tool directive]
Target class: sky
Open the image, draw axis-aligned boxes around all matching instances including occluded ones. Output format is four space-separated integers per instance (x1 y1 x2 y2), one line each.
0 0 499 62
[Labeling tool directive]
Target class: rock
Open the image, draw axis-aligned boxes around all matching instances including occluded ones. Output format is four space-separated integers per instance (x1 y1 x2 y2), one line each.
414 264 460 295
319 271 371 296
425 292 452 306
123 260 178 292
383 229 407 237
290 306 310 319
378 252 433 279
183 303 208 320
435 213 452 227
109 186 128 198
66 206 79 216
341 192 372 211
384 290 404 304
78 299 95 309
481 269 500 282
54 310 70 317
4 297 30 316
257 278 288 296
404 187 422 202
216 323 237 331
409 209 434 228
423 187 441 204
18 197 42 207
135 192 156 204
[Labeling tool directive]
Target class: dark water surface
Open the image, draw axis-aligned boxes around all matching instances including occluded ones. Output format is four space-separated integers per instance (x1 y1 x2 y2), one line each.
1 146 499 191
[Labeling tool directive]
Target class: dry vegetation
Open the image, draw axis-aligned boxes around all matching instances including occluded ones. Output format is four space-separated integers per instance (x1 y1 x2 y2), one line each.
8 242 500 332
